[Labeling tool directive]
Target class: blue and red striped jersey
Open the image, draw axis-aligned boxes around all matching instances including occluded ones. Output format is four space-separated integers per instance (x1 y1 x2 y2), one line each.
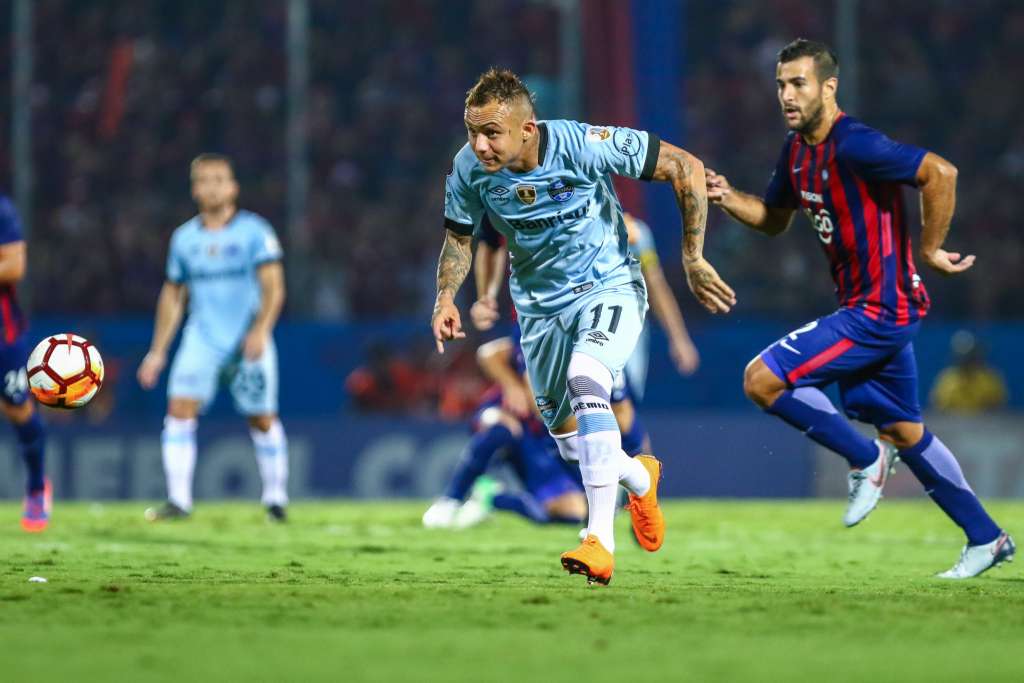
763 113 930 325
0 196 26 344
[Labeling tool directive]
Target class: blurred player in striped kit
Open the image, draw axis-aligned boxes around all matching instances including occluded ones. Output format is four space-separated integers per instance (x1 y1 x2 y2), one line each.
0 196 50 532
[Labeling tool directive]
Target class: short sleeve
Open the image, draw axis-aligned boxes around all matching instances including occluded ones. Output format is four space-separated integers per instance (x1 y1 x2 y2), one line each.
0 197 24 245
166 235 186 284
839 126 927 186
763 138 799 209
251 220 284 265
444 157 484 237
574 123 660 181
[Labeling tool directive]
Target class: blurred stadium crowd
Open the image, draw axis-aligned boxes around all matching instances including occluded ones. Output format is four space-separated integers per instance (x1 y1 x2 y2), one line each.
2 0 1021 321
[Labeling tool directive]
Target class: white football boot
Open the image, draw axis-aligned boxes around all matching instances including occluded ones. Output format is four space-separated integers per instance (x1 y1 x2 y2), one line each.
453 477 500 529
844 440 899 527
937 531 1016 579
422 497 460 529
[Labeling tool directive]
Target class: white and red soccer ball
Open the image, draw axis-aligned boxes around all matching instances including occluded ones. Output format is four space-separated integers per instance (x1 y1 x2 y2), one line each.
26 334 104 409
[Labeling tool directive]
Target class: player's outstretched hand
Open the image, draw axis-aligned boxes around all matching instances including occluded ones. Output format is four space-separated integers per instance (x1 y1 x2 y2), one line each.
921 248 976 276
137 351 166 390
684 258 737 314
242 329 267 361
706 169 732 204
670 337 700 376
469 296 500 331
432 298 466 354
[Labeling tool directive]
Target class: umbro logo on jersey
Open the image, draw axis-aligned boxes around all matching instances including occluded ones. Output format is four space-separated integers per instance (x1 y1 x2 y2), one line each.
586 330 609 344
487 186 511 204
515 184 537 205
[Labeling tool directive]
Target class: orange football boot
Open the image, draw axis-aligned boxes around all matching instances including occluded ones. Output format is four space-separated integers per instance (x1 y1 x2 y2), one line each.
625 455 664 551
560 534 614 585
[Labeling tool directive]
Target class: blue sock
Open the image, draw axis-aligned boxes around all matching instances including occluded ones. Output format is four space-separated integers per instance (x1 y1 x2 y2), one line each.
620 412 648 457
767 387 877 469
493 492 551 524
898 431 1001 545
15 410 46 494
444 424 514 501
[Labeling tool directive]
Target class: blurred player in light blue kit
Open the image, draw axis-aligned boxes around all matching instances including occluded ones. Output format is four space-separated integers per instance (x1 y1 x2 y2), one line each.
0 196 50 532
431 69 733 584
137 154 289 522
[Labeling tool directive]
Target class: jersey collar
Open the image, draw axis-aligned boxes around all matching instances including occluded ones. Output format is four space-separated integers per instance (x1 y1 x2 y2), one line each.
537 122 548 166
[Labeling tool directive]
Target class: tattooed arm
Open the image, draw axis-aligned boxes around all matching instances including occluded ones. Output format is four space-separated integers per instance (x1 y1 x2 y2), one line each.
431 229 473 353
650 141 736 314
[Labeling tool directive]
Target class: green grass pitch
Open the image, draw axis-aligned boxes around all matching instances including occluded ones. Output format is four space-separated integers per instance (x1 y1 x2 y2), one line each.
1 500 1022 682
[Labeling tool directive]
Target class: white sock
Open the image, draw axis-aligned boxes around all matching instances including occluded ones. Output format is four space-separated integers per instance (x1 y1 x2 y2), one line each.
251 419 289 506
568 352 647 553
162 416 197 511
551 430 580 462
619 453 651 496
584 483 619 552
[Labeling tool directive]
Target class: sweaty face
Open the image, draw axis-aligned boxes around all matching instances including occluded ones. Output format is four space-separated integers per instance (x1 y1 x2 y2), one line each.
464 101 527 173
191 161 239 212
776 57 827 134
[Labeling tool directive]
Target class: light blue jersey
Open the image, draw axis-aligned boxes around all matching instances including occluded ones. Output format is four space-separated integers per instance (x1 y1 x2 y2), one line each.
167 210 283 352
444 120 659 317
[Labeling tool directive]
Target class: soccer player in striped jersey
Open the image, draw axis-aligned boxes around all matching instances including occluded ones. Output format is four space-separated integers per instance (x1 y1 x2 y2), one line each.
0 196 49 531
707 39 1014 578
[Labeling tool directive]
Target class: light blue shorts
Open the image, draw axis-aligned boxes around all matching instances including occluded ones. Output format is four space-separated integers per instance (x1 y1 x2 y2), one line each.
168 328 278 416
519 280 648 429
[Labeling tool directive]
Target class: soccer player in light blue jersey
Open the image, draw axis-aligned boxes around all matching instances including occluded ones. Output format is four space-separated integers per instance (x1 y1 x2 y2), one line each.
137 154 289 523
431 69 734 585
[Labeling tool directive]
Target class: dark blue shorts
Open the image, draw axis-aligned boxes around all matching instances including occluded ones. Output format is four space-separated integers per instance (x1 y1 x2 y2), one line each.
512 431 583 503
0 336 31 406
760 308 922 427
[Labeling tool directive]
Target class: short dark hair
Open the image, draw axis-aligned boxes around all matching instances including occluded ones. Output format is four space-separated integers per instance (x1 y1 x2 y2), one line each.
778 39 839 82
465 67 535 114
190 152 234 175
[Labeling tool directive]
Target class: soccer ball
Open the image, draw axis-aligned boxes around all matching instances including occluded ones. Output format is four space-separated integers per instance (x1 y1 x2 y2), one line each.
26 334 104 409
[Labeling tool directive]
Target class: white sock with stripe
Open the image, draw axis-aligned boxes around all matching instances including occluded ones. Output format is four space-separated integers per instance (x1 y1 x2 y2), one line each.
567 352 650 553
251 419 289 507
162 416 197 511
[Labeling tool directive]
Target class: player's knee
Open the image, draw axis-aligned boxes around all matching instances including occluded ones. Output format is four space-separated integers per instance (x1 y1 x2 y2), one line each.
477 406 523 438
168 398 200 420
743 358 780 408
878 421 925 450
1 400 33 424
546 492 587 521
248 414 276 432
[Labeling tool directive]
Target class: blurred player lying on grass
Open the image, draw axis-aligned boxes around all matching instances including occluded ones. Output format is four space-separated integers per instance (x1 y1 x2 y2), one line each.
423 328 586 530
